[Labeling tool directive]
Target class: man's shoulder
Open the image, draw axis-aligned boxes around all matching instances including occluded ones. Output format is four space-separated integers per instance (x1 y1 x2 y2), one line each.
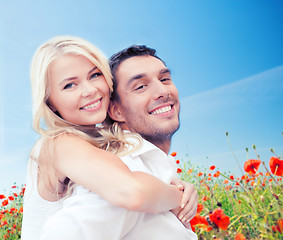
124 133 161 157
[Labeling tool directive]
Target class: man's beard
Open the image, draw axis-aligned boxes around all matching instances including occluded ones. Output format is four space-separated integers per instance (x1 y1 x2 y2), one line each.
139 119 180 147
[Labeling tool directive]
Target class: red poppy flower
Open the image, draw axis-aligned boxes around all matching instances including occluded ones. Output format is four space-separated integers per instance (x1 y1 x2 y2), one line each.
229 175 235 180
241 175 248 180
9 207 17 214
269 157 283 176
0 194 6 199
272 219 283 233
1 199 9 207
190 214 212 232
197 172 203 177
209 208 230 230
20 187 26 196
209 165 216 170
223 179 229 184
176 160 180 164
171 152 177 157
8 196 14 201
2 220 8 226
244 159 261 175
213 171 220 178
235 233 247 240
177 168 182 173
202 196 208 202
197 203 204 214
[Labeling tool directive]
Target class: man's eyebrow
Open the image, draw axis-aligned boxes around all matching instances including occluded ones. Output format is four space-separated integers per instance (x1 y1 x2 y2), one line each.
160 68 171 74
127 74 146 85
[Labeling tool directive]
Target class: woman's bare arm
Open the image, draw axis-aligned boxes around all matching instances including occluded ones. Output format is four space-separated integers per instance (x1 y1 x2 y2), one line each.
48 134 182 213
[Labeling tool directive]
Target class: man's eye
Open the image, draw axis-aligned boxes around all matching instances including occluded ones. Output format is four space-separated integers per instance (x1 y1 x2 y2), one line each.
135 85 147 91
90 72 102 79
161 78 170 82
63 83 75 89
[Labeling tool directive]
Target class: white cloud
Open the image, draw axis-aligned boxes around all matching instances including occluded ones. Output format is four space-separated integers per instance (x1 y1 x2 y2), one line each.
180 65 283 120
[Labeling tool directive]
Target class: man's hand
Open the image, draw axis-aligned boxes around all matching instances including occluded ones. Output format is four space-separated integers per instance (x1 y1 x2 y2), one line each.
170 178 198 227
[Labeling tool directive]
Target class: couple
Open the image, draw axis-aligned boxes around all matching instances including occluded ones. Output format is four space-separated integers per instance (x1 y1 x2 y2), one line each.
21 36 198 239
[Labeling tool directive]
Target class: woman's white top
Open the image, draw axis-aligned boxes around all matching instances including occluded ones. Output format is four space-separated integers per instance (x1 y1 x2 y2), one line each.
21 142 63 240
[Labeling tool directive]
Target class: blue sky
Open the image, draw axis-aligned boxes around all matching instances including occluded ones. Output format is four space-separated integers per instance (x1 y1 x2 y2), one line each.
0 0 282 192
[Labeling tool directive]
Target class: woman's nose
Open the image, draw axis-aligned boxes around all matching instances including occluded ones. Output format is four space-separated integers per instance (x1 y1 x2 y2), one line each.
81 81 97 97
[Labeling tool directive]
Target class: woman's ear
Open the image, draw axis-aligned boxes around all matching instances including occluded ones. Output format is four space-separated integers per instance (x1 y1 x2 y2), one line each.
108 101 125 122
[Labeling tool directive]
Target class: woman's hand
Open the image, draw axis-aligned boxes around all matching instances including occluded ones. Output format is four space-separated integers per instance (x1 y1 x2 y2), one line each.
170 178 198 225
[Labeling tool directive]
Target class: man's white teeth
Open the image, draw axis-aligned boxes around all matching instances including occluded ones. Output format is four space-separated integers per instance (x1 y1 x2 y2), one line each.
82 100 100 109
151 105 171 115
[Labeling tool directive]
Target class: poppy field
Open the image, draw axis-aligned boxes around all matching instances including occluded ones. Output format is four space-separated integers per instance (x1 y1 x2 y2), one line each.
0 185 25 239
1 144 282 239
172 144 283 239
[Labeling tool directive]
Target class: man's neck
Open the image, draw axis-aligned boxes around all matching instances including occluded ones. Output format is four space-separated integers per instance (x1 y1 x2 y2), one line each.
145 138 171 155
120 124 172 154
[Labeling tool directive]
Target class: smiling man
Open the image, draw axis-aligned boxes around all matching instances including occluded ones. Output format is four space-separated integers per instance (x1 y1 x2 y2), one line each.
105 45 197 239
108 47 180 154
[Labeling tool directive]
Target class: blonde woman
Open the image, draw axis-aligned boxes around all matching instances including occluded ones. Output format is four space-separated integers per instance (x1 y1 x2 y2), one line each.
21 36 196 239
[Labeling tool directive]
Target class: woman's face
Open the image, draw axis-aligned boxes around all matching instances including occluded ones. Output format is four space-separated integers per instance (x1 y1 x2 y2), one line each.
48 54 110 126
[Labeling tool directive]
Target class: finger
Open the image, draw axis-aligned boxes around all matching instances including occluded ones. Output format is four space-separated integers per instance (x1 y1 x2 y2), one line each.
178 191 198 221
177 184 184 191
183 197 198 222
180 185 195 208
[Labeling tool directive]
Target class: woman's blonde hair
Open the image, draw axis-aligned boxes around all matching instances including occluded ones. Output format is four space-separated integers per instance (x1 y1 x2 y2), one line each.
30 36 139 198
31 35 113 135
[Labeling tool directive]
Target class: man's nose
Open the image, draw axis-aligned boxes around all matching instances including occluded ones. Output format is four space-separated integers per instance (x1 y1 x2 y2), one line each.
152 79 170 100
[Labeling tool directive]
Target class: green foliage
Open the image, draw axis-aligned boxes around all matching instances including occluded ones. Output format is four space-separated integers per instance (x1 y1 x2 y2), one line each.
176 158 283 240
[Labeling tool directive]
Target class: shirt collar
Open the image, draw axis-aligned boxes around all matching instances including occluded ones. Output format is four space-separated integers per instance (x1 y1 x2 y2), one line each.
125 132 169 158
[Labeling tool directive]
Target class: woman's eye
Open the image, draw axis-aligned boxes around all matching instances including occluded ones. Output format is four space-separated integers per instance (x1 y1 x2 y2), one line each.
63 83 75 90
90 72 102 79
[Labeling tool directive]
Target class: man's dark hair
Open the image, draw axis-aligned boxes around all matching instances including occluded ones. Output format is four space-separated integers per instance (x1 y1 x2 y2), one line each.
109 45 165 101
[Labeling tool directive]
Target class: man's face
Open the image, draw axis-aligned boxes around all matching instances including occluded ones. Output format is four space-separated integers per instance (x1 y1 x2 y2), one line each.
109 55 180 145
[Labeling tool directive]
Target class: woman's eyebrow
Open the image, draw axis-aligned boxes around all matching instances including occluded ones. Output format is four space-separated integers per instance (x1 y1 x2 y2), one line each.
88 66 98 74
59 77 77 85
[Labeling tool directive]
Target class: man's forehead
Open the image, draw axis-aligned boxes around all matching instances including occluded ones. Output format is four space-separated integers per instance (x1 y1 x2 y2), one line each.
116 55 167 82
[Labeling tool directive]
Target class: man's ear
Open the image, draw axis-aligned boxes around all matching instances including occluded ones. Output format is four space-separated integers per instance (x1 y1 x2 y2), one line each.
108 101 125 122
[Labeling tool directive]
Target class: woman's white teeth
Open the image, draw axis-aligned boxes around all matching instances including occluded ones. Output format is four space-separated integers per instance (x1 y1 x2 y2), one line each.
82 100 100 109
151 105 171 115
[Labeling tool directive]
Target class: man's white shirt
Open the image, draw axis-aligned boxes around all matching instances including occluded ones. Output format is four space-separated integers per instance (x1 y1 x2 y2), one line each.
40 137 197 240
